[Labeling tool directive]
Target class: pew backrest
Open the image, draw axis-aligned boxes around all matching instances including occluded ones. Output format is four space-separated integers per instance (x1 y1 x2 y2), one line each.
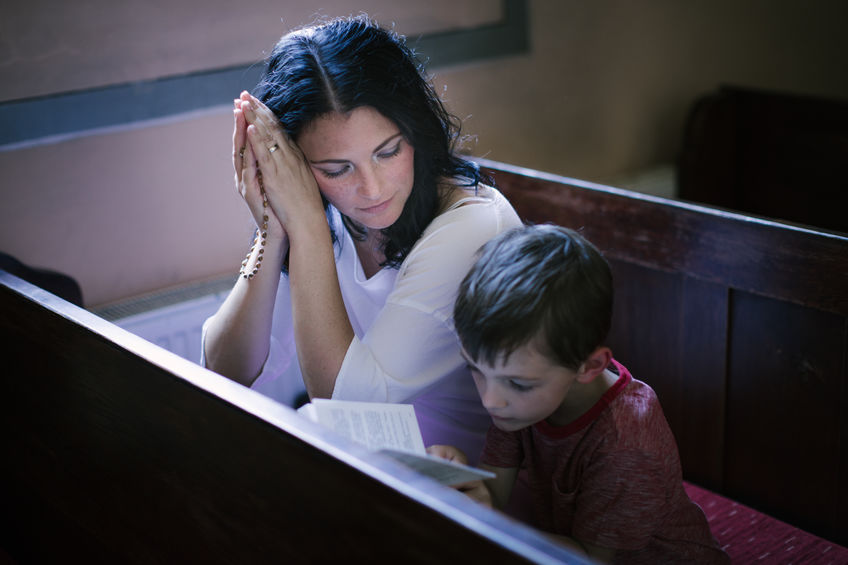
478 158 848 546
0 270 586 564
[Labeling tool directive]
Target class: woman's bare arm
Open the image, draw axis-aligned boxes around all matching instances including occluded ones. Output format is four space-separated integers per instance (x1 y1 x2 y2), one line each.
203 99 290 385
240 93 353 398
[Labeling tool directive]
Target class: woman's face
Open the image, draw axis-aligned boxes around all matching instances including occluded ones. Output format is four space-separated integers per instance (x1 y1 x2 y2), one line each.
297 106 415 231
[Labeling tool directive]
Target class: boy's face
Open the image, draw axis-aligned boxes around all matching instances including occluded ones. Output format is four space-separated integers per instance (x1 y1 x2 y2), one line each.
462 339 579 432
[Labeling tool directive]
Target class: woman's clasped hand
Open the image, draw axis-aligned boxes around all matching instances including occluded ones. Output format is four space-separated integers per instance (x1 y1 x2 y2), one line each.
234 91 327 245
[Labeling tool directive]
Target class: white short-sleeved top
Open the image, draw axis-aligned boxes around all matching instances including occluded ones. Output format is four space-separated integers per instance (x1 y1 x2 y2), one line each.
203 184 521 462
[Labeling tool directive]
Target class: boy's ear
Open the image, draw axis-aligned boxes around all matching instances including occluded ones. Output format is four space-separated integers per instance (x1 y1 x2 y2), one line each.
576 347 612 384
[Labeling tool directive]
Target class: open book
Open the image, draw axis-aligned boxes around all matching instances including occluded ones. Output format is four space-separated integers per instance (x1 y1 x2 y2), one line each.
298 399 495 486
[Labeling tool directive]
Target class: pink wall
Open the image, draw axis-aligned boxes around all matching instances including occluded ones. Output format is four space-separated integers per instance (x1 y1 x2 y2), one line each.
0 111 250 306
2 0 847 306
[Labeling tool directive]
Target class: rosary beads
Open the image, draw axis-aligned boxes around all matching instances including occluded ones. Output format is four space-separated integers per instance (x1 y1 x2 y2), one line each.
240 190 269 279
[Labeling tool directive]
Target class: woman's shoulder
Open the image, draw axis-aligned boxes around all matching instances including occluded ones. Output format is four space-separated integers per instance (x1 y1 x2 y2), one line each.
434 182 519 226
420 184 518 245
387 183 519 310
397 183 521 275
439 181 506 211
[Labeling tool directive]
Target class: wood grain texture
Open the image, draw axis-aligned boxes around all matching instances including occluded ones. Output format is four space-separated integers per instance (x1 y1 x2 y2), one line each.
479 158 847 546
0 272 585 564
480 159 848 316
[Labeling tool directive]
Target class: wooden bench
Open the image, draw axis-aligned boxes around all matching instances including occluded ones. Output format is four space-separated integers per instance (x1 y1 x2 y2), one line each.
683 482 848 562
0 271 587 564
3 158 847 562
677 85 848 234
477 158 848 554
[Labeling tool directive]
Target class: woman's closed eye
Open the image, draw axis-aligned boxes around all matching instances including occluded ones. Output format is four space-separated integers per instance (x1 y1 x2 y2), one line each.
376 141 402 160
319 164 352 179
315 142 401 179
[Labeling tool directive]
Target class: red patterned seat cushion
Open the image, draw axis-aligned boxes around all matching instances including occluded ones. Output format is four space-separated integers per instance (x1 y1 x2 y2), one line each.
683 482 848 564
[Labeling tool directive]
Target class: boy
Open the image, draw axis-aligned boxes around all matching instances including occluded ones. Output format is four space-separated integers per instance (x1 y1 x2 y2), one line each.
434 224 727 563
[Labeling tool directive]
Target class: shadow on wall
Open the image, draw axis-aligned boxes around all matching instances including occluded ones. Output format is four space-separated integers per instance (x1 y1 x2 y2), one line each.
0 252 83 306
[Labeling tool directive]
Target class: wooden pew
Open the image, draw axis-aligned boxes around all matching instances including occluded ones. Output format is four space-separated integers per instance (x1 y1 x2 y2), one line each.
477 157 848 547
0 271 587 564
5 157 846 559
677 85 848 234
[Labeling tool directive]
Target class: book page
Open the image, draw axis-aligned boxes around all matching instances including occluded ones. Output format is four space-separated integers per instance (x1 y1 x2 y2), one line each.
306 399 426 454
299 399 496 486
379 449 496 486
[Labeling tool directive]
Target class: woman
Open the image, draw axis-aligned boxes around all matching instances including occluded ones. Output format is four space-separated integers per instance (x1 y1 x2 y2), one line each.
202 16 521 462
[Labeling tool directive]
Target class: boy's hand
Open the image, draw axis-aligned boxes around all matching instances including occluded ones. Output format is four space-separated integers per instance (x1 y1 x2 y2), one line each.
453 479 493 506
426 445 493 507
426 444 468 464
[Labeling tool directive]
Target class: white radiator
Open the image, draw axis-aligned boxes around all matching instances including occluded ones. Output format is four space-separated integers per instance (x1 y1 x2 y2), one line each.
94 277 233 363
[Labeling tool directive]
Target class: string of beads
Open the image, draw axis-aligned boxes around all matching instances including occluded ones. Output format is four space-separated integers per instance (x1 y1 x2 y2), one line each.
239 189 269 279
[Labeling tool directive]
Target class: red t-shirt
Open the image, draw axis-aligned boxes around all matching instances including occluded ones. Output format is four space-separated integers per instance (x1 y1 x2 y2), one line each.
480 360 728 564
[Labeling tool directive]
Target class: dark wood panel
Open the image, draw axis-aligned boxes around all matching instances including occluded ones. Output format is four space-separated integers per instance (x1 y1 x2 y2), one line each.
478 158 847 546
676 277 728 491
678 85 848 234
479 159 848 316
724 290 845 544
0 273 586 564
840 320 848 542
606 259 684 426
606 261 728 491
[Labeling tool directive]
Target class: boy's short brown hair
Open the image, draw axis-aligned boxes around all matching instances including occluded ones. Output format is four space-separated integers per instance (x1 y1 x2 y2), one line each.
453 224 613 370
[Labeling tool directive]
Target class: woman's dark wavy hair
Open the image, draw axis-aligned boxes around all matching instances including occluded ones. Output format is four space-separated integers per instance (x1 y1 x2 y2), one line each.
254 15 484 272
453 224 613 371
